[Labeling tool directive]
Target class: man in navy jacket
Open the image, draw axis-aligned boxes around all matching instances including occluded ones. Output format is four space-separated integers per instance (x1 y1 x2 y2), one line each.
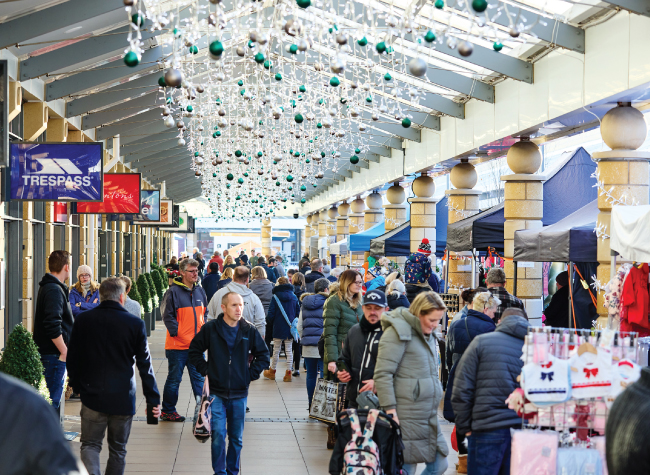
67 277 160 475
189 291 270 475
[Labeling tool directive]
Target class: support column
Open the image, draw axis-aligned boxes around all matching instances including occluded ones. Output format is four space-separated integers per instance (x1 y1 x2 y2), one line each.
384 183 407 265
261 218 272 257
502 140 544 324
348 197 366 266
318 209 329 259
327 206 338 262
364 192 384 266
336 202 350 266
410 174 437 255
304 214 312 258
445 164 481 291
22 203 34 330
594 103 650 329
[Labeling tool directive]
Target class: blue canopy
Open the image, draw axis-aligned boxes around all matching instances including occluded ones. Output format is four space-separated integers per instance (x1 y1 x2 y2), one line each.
447 147 597 252
349 221 385 252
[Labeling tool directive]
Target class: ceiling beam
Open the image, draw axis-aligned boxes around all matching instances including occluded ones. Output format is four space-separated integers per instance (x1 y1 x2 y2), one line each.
600 0 650 16
119 130 179 154
109 119 174 145
95 108 164 140
82 92 165 129
122 136 181 158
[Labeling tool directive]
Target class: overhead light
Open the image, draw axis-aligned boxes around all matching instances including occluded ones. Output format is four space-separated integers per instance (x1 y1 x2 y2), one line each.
65 26 83 34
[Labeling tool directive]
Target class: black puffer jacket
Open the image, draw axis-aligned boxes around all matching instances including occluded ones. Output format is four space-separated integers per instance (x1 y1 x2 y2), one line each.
338 316 383 408
451 314 529 435
387 293 410 311
405 283 430 304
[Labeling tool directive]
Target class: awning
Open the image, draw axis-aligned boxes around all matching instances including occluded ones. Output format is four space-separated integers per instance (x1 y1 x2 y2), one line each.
513 200 598 263
331 237 348 255
369 221 410 256
446 147 597 252
610 205 650 262
349 221 385 252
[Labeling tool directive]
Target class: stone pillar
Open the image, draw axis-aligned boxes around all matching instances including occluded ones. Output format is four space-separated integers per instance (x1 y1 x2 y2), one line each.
502 140 544 325
384 183 407 265
336 202 350 266
594 104 650 329
445 164 481 291
318 209 329 259
364 192 384 266
261 218 272 257
410 174 437 253
348 197 366 266
327 206 338 262
304 214 312 258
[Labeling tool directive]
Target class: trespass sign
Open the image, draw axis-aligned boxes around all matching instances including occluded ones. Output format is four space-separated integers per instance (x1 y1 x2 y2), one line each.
9 143 103 201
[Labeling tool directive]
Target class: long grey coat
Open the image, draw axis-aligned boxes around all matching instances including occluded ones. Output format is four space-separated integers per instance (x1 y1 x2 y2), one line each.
374 307 449 465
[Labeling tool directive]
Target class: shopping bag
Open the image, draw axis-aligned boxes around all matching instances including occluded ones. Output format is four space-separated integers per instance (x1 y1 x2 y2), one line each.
309 378 347 424
193 376 213 443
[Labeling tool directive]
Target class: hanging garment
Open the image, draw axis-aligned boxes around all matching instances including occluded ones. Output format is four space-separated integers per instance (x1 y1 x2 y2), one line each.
603 264 631 325
569 346 613 399
620 263 650 336
522 355 571 405
557 448 603 475
510 430 558 475
608 359 642 403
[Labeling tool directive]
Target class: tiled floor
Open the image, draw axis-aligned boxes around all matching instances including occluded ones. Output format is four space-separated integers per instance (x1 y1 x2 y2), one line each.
64 327 458 474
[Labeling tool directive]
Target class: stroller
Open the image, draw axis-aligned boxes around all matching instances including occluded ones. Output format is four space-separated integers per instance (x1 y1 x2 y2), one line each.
329 408 405 475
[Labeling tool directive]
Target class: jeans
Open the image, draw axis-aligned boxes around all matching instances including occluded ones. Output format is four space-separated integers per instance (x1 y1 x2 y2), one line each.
293 340 301 371
304 357 323 407
211 395 247 475
79 404 133 475
467 428 513 475
162 349 204 413
41 354 67 410
403 452 448 475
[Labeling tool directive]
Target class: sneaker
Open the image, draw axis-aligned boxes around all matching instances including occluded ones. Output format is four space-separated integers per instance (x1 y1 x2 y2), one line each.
246 407 250 413
292 370 300 377
160 411 186 422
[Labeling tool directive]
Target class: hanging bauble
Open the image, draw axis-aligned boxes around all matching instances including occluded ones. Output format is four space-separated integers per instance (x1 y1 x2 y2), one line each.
158 76 166 87
376 41 387 53
164 116 175 128
131 13 145 26
300 185 307 191
177 138 186 146
329 77 340 87
227 173 234 181
298 38 309 51
275 73 282 81
358 36 368 46
208 14 217 26
286 175 294 182
434 0 444 8
350 155 359 164
296 0 311 8
236 46 245 57
336 34 348 45
254 52 265 63
509 28 520 38
123 51 140 67
295 113 304 123
263 60 272 69
424 30 436 43
209 0 222 3
471 0 488 12
237 178 244 184
458 41 473 57
299 85 307 93
366 96 372 103
408 57 428 77
402 118 412 128
186 105 193 113
447 37 457 50
189 45 199 55
493 41 503 51
123 0 137 6
301 198 306 203
164 68 183 87
355 148 361 154
209 40 224 59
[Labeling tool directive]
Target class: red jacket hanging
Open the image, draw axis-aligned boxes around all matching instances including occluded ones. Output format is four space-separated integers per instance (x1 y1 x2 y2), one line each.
620 263 650 336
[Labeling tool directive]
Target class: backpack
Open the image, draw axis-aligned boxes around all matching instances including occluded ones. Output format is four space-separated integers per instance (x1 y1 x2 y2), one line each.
342 409 382 475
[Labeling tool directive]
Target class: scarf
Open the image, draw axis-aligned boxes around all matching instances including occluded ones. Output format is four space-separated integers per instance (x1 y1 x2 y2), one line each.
359 314 382 332
81 281 91 298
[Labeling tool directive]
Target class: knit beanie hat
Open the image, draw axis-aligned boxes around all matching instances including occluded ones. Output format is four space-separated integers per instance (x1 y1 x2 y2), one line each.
417 238 432 255
77 264 93 279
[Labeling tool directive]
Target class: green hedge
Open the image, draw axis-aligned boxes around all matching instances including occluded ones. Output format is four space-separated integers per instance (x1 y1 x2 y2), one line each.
151 268 165 300
0 324 44 389
137 274 151 313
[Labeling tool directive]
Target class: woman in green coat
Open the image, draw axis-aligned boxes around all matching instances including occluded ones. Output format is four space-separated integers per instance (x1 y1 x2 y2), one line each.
374 291 449 475
322 269 363 448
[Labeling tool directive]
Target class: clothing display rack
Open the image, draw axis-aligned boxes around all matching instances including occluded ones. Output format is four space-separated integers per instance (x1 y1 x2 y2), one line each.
637 336 650 366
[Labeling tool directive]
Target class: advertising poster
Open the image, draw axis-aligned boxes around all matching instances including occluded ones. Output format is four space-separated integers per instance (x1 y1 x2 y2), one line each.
9 142 103 201
134 198 173 226
107 189 161 222
53 202 68 223
76 173 140 214
167 211 188 232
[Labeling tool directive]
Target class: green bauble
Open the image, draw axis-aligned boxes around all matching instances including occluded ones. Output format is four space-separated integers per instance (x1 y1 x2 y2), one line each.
263 60 272 69
321 151 326 157
493 41 503 52
131 13 145 26
186 105 193 112
366 96 372 103
213 173 217 177
471 0 488 12
384 73 392 81
276 181 281 186
296 0 311 8
357 36 368 47
300 185 307 191
237 178 244 184
235 150 243 157
301 198 306 203
226 173 234 181
299 85 306 93
289 44 298 54
237 79 244 86
189 45 199 54
355 148 361 154
275 73 282 81
316 123 322 129
158 76 166 87
124 51 139 67
209 40 224 57
286 175 294 182
257 151 263 157
425 30 436 42
350 155 359 164
330 76 340 87
376 41 386 53
402 117 412 128
434 0 444 8
254 52 265 63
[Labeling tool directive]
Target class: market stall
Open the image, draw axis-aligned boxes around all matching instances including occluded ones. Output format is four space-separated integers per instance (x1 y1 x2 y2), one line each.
348 221 385 253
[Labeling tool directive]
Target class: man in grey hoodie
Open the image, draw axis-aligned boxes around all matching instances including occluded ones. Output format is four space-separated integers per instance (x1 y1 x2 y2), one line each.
207 266 266 338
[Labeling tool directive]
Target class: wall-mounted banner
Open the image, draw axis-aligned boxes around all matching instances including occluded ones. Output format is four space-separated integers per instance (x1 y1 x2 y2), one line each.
53 202 68 223
133 198 174 226
76 173 140 214
0 60 8 168
107 189 161 222
9 142 103 201
167 211 188 232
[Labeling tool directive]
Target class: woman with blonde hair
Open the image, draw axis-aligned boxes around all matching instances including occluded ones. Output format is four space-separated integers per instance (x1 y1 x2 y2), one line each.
292 271 306 300
322 269 364 448
442 290 500 473
222 254 236 271
249 266 273 315
216 266 234 291
375 291 449 475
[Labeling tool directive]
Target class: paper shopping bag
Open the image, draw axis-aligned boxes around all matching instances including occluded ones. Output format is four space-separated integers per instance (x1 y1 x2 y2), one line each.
309 378 347 424
193 376 213 443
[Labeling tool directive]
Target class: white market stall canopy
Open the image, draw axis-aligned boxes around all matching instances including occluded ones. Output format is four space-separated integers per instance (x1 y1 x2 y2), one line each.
331 238 348 255
610 205 650 262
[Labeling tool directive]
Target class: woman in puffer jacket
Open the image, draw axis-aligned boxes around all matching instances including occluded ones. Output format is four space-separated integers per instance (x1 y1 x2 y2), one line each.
69 265 100 317
374 291 449 475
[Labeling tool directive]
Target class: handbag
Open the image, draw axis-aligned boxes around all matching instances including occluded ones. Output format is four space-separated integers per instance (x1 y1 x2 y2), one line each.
309 377 347 424
193 376 213 443
274 295 300 341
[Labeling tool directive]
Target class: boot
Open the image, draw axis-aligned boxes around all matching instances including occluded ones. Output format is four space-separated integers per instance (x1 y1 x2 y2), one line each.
457 454 468 474
263 368 276 380
327 425 337 449
283 370 292 382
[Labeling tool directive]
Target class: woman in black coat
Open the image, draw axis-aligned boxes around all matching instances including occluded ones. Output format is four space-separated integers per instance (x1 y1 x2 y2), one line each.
386 280 410 310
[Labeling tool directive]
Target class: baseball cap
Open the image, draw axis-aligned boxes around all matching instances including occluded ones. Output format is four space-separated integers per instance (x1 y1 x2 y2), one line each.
363 289 388 307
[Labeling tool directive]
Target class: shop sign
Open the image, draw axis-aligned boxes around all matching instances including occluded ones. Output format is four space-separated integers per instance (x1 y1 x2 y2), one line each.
9 142 103 201
133 198 174 226
107 189 161 222
167 211 188 232
76 173 140 214
53 202 68 223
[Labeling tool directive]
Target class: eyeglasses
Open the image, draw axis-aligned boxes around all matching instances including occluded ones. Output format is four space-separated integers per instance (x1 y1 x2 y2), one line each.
79 274 91 278
353 280 364 285
184 269 199 274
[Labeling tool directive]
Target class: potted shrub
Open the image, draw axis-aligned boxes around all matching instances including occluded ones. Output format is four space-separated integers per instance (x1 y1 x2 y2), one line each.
151 268 165 321
0 324 52 404
136 274 152 337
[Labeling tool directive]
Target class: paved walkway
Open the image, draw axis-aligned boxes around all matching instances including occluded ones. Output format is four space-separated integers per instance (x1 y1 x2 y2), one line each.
64 327 458 474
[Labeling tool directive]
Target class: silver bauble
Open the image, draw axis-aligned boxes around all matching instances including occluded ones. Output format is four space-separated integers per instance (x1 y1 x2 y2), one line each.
314 61 324 71
229 119 236 126
164 68 183 87
215 71 225 82
178 138 186 146
446 37 457 50
236 46 246 57
510 28 520 38
362 83 371 91
371 113 379 121
196 157 204 165
298 38 309 51
196 85 204 93
379 104 388 113
164 116 175 128
162 107 171 116
249 30 259 42
123 0 137 6
184 38 194 47
476 15 486 27
387 15 398 27
209 0 222 3
198 125 204 132
408 57 427 77
350 107 360 118
218 108 226 116
335 33 348 45
322 118 332 128
458 41 473 57
258 34 269 45
218 118 227 128
358 123 367 131
176 120 185 129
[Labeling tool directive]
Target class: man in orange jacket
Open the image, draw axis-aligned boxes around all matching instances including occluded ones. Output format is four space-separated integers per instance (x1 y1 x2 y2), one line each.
160 258 210 422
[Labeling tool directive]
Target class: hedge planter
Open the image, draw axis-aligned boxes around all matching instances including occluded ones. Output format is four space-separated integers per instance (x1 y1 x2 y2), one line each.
151 311 156 331
144 312 152 337
155 307 162 322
